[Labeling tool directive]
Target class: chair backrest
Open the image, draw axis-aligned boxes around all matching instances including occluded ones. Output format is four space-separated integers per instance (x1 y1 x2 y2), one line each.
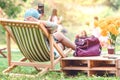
11 26 50 62
0 19 51 62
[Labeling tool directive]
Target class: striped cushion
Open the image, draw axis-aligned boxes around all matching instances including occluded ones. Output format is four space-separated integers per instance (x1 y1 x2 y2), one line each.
10 26 50 62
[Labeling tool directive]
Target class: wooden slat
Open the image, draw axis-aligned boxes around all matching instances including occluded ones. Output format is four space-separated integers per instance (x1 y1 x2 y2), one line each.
62 67 117 71
62 67 89 70
62 56 119 61
90 67 116 70
0 18 39 26
11 62 50 68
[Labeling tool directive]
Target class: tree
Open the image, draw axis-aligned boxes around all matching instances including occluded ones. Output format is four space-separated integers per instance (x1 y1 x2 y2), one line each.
0 0 27 18
104 0 120 11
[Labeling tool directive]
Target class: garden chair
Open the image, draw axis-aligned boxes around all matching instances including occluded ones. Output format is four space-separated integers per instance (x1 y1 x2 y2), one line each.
0 48 7 58
0 18 72 77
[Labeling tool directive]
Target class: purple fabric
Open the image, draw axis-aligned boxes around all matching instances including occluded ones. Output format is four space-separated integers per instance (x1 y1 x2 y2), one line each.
74 36 101 57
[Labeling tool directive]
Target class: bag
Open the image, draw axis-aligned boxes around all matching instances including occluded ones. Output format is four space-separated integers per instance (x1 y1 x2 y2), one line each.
74 35 101 57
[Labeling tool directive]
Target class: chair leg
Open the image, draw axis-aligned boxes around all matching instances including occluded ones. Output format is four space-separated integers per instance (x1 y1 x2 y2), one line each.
3 57 51 77
3 57 27 73
0 52 7 58
36 67 49 77
0 48 7 58
3 65 17 73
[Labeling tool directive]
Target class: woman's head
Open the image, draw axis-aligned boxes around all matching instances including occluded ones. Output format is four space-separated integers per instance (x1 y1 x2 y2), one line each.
76 30 87 38
81 30 87 37
50 8 58 21
52 9 57 16
24 8 41 20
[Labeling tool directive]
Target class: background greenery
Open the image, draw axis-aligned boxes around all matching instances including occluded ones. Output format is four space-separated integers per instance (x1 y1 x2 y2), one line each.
1 0 120 42
1 0 120 80
0 52 120 80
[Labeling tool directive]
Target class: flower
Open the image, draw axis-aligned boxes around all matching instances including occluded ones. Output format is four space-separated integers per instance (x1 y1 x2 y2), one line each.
95 16 120 47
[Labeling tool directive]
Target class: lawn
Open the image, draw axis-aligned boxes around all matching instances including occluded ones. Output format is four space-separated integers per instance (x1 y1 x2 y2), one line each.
0 26 120 80
0 50 120 80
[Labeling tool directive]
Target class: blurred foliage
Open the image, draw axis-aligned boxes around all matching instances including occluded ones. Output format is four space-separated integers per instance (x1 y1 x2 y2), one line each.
42 0 120 26
1 0 120 44
104 0 120 11
0 0 27 44
0 0 27 18
1 0 120 22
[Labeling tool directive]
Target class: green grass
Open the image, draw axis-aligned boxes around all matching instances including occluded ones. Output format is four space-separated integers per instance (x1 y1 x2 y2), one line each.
0 51 120 80
1 26 120 79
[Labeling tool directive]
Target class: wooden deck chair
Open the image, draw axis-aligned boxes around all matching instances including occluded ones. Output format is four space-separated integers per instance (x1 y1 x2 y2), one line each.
0 48 7 58
0 18 72 77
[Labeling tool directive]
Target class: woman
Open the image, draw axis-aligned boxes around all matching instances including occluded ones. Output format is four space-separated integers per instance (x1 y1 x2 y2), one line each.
48 9 67 34
49 9 62 24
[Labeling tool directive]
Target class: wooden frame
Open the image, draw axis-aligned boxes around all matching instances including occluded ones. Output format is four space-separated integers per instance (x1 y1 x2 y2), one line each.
0 18 71 77
61 56 120 76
